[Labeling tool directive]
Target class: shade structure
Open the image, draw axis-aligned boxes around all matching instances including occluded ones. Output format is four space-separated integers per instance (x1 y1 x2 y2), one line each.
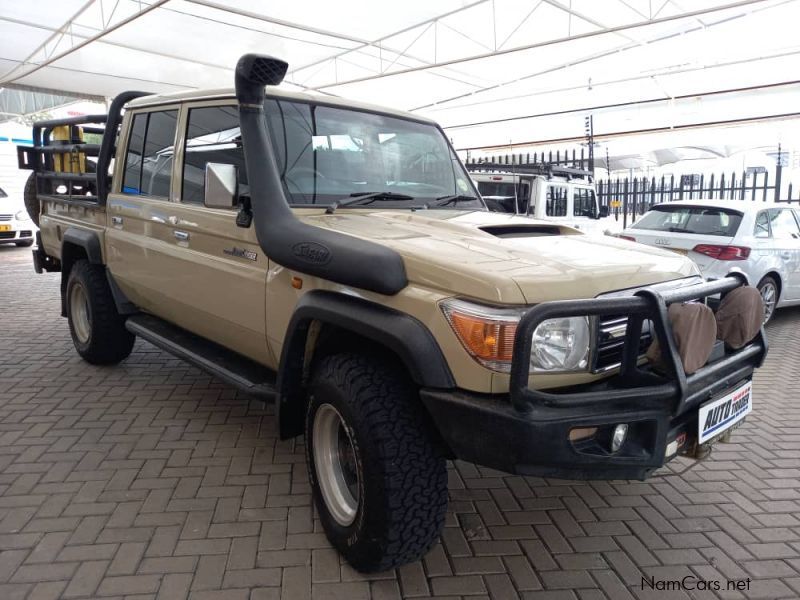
1 0 799 150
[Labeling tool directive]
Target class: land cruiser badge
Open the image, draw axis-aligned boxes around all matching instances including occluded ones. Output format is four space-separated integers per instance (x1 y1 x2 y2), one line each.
224 247 258 261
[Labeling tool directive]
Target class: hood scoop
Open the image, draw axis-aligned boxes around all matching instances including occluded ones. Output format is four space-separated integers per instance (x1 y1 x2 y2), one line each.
480 224 569 238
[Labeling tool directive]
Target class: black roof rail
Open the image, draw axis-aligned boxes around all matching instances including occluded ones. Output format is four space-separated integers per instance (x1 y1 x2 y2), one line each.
466 162 594 181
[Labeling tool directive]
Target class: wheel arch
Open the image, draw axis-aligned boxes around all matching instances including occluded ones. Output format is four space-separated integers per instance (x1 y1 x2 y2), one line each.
276 290 455 440
60 228 103 317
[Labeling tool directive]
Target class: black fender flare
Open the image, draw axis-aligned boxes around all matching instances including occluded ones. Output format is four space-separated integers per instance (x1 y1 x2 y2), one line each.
276 290 455 439
59 228 103 316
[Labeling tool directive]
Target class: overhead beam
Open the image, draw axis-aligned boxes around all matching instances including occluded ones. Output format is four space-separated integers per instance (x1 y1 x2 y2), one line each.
306 0 773 91
0 0 172 86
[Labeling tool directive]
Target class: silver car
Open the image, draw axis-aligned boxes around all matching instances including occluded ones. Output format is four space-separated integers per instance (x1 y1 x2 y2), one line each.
620 199 800 323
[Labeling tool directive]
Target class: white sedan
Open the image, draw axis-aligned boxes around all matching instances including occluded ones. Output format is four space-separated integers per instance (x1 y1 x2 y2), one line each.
620 199 800 323
0 186 36 248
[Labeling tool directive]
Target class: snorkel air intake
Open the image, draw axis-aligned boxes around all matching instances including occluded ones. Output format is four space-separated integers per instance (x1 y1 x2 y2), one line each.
234 54 408 295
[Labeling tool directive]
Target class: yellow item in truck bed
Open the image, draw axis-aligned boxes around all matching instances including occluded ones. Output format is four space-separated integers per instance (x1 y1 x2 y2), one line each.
52 125 86 173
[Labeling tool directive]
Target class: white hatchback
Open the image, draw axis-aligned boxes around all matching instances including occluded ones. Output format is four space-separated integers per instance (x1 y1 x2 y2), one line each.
621 199 800 323
0 186 36 247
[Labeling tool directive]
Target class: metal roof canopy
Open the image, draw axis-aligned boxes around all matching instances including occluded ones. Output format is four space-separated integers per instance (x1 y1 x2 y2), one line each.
1 0 798 149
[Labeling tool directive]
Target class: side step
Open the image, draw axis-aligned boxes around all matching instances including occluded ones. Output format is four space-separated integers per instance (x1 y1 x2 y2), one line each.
126 314 277 400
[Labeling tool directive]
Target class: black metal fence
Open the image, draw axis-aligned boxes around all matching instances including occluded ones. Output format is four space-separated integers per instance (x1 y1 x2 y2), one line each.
465 148 591 171
597 166 799 228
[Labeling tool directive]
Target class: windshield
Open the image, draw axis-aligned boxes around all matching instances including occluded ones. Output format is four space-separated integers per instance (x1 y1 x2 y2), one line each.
264 99 482 209
632 205 743 236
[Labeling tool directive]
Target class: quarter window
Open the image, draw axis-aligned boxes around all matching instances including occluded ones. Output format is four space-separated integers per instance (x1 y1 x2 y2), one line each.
753 211 771 238
182 106 247 205
573 188 596 218
546 186 568 217
122 110 177 198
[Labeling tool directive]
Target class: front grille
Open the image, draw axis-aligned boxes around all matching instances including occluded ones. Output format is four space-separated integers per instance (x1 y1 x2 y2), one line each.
0 231 16 240
0 214 12 222
594 315 652 372
20 230 32 237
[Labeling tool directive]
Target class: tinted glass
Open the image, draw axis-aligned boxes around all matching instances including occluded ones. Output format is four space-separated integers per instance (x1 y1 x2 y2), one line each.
183 106 247 205
264 99 480 209
754 211 770 238
546 186 568 217
477 181 517 197
632 205 743 237
769 208 800 239
123 110 177 198
573 187 596 218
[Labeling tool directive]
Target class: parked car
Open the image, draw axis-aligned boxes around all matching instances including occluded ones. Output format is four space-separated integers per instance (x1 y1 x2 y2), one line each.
468 164 622 235
18 54 766 572
0 186 36 247
620 199 800 322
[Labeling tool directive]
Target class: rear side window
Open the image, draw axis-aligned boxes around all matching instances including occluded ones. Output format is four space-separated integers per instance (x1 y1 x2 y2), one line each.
546 186 567 217
632 205 743 237
182 106 247 205
122 110 178 198
754 211 770 238
769 208 800 239
573 188 596 218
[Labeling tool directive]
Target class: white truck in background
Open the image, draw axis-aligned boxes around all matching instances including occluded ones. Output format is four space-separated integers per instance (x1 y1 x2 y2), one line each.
468 163 622 235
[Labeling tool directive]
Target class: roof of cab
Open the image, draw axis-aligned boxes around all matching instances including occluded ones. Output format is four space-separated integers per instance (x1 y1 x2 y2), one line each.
125 86 436 125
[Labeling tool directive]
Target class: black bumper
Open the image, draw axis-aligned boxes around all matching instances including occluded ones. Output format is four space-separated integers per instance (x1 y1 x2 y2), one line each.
422 277 767 480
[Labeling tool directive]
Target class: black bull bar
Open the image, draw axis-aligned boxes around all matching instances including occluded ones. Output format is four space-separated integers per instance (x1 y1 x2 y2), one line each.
509 276 769 414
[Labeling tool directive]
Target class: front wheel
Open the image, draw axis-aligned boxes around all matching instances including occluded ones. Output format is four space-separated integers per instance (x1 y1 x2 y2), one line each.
305 353 448 572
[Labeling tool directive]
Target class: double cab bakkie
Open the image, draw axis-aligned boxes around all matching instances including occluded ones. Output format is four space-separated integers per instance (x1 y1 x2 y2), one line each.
17 54 767 572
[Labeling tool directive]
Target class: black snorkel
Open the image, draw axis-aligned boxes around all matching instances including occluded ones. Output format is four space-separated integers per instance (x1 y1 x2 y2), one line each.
234 54 407 295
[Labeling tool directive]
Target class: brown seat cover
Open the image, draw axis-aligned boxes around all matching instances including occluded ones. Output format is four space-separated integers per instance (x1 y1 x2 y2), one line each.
646 302 717 375
715 286 764 349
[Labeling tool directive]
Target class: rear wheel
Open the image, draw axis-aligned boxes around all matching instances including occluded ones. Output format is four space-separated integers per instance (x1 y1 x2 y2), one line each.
305 353 448 572
23 172 39 226
756 275 778 324
66 260 135 364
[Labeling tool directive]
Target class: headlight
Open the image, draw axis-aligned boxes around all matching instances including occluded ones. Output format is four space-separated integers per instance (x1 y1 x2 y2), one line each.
530 317 590 372
15 210 28 221
441 299 592 374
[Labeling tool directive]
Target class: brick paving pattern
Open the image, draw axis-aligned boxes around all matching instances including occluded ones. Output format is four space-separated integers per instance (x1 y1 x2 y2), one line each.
1 243 799 600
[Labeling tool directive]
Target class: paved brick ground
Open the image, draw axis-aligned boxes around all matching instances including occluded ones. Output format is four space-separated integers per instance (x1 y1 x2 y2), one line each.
1 243 799 600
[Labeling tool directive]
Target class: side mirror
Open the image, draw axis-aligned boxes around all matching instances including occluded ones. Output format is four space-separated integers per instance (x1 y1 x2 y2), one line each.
204 163 238 209
598 205 609 219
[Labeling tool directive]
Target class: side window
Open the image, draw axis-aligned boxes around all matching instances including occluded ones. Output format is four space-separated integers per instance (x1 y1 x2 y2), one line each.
546 186 568 217
182 106 247 205
754 211 771 238
573 188 596 218
122 110 177 198
769 208 800 240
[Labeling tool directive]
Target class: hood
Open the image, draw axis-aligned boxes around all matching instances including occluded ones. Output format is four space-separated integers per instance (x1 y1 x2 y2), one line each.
298 209 699 304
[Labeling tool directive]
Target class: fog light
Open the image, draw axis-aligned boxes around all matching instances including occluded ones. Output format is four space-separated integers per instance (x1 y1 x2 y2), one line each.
611 424 628 453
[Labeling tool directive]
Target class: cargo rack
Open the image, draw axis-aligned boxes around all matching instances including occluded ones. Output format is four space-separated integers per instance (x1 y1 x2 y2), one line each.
466 161 594 182
16 91 149 206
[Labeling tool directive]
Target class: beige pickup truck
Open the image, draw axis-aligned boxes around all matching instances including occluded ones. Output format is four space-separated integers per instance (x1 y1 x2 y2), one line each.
18 54 767 572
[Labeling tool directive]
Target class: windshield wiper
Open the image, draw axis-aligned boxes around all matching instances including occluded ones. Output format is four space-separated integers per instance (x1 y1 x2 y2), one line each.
325 191 415 214
434 194 478 207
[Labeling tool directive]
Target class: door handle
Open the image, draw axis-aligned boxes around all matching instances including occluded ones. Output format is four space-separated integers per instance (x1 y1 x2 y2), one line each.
111 216 123 225
174 230 190 241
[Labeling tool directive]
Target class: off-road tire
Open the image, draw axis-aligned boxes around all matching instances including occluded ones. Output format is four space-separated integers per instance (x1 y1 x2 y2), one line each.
15 240 34 247
66 260 135 365
756 275 778 325
305 353 448 572
23 172 39 226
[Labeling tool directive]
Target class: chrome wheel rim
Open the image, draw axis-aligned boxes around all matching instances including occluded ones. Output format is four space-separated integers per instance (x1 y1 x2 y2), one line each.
312 403 360 527
759 281 777 323
69 283 91 343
